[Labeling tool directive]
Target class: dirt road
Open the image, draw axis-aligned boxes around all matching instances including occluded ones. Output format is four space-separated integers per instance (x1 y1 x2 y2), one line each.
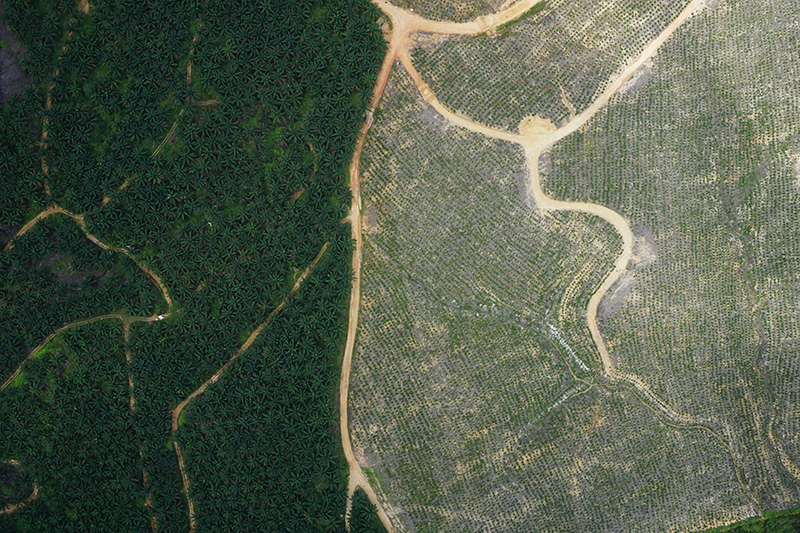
525 0 705 379
395 0 706 418
372 0 545 36
339 20 402 531
1 204 174 398
340 2 600 531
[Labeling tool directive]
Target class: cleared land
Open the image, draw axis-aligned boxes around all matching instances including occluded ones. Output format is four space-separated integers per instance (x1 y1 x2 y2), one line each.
382 0 503 23
348 64 751 532
410 0 688 132
347 0 800 530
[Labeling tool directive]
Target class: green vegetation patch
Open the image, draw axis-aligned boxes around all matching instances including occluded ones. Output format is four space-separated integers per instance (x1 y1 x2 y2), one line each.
0 462 35 508
0 321 147 531
497 1 546 32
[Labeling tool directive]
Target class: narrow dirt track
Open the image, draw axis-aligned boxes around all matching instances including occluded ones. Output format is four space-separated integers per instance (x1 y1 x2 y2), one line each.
0 480 39 516
3 205 69 251
171 242 329 533
1 314 121 391
102 24 198 208
4 205 173 310
0 306 171 393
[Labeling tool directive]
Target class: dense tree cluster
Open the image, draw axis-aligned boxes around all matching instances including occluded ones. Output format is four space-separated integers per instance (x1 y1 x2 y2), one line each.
0 0 71 80
0 215 161 377
0 0 386 530
350 488 386 533
0 462 35 509
45 0 192 212
0 89 45 231
0 322 147 531
178 227 355 530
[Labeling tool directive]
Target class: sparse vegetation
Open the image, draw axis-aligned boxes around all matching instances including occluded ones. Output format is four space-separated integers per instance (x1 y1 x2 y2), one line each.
349 63 754 531
388 0 501 22
349 0 800 531
543 0 800 515
411 0 686 131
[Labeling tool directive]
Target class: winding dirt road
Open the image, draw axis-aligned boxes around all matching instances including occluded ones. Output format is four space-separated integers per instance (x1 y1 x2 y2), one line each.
0 459 39 516
3 205 173 309
394 0 708 423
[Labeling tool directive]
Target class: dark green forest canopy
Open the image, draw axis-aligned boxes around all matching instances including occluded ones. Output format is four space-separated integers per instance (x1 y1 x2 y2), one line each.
350 488 386 533
0 0 387 530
